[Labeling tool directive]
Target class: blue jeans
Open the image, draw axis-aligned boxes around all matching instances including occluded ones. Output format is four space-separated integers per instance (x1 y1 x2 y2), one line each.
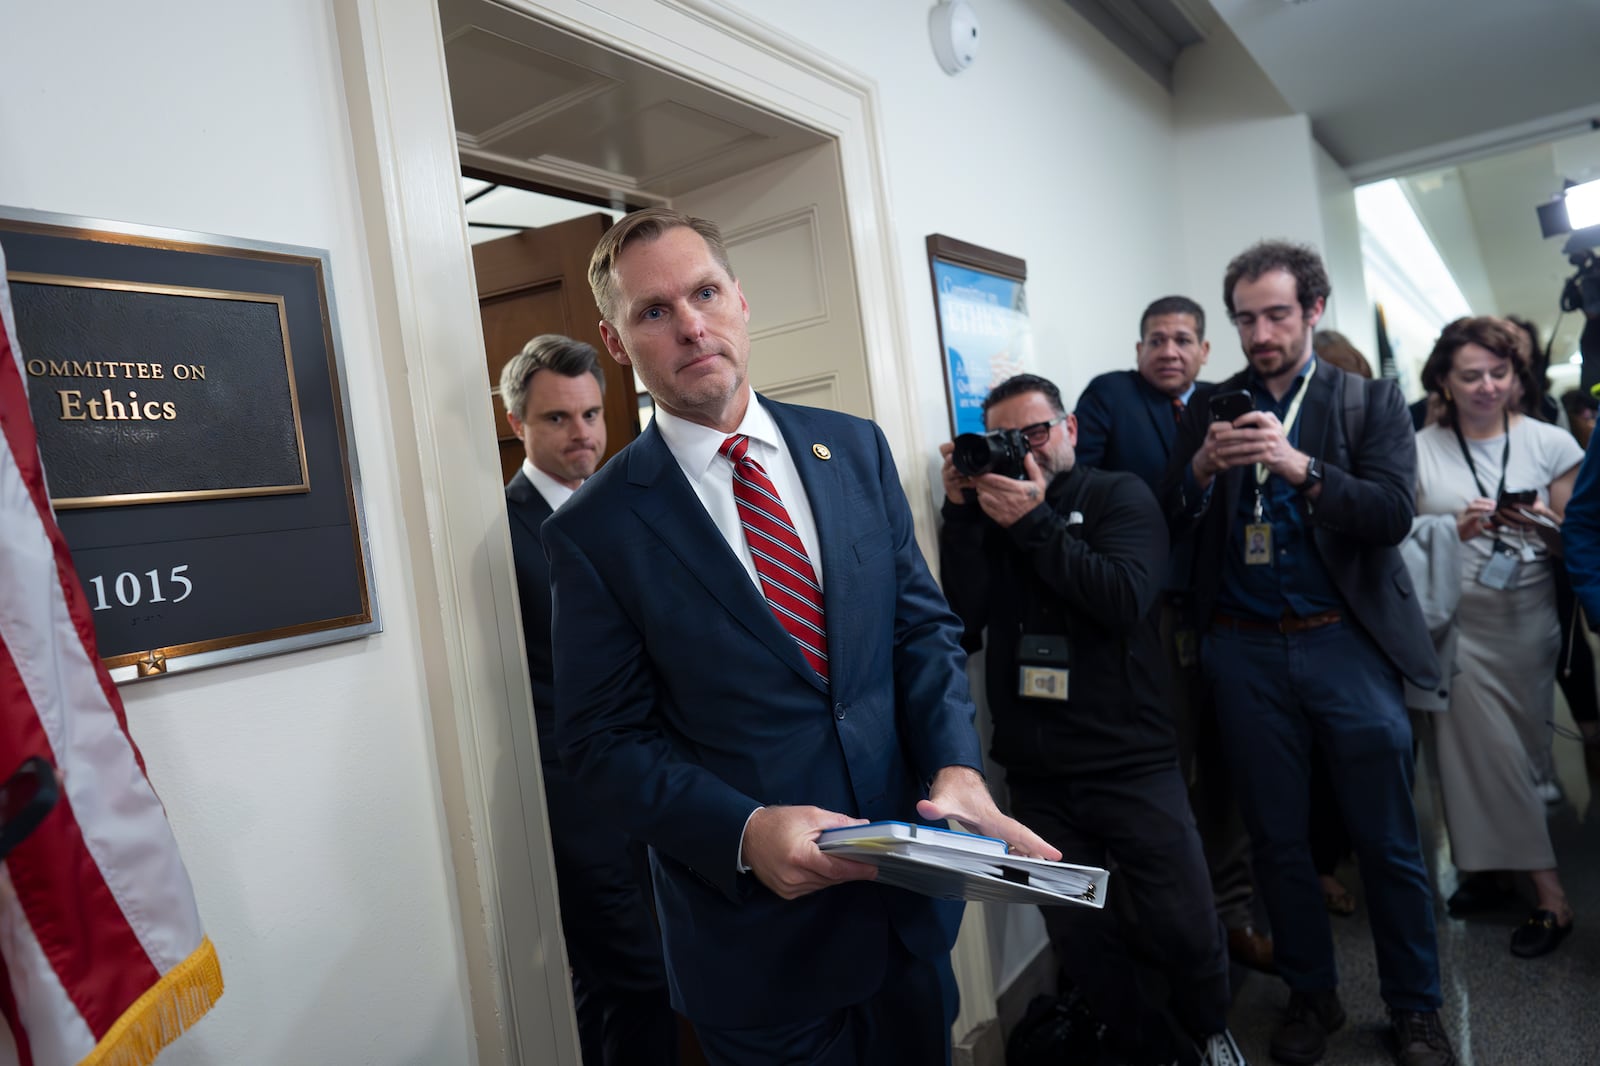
1202 621 1442 1012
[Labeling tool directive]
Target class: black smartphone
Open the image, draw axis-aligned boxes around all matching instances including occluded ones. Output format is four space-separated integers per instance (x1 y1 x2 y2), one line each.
1208 388 1254 424
0 757 59 861
1498 488 1537 509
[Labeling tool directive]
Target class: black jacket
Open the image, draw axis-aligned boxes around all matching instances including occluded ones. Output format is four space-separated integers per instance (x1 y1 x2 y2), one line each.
1159 360 1440 688
506 469 559 761
939 464 1175 776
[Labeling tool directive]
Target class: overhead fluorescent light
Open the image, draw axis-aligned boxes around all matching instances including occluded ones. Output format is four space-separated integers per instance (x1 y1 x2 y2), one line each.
1567 178 1600 230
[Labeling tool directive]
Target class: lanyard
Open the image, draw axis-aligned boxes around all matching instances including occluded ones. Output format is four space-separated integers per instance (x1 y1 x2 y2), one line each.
1254 369 1313 488
1451 410 1510 501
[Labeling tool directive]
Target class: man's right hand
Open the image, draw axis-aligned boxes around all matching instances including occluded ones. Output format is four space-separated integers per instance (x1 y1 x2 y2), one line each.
1190 419 1237 489
939 441 974 505
742 805 879 900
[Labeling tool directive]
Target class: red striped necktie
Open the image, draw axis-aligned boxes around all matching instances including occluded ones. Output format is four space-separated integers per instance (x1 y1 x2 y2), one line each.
719 434 829 681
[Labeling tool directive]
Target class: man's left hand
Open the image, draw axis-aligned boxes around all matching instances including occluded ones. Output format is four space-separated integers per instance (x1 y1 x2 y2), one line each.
1219 411 1311 484
972 453 1049 528
917 766 1062 860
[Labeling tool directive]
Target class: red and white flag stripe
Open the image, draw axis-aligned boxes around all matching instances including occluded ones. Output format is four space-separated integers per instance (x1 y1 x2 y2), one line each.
0 243 221 1066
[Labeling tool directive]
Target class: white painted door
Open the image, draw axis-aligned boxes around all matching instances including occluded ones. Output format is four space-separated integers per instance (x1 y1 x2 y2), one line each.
675 141 873 418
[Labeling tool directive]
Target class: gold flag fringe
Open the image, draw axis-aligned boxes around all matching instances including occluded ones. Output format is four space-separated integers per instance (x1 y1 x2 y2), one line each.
78 937 224 1066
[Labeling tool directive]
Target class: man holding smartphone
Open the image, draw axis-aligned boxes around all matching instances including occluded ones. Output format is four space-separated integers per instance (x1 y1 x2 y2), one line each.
1162 241 1455 1066
941 374 1244 1066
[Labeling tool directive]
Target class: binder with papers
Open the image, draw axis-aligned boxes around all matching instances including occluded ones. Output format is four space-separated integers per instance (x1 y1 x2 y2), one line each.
817 821 1109 908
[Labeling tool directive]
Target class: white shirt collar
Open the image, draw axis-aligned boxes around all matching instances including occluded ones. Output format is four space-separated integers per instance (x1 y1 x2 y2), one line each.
521 457 579 512
652 392 781 479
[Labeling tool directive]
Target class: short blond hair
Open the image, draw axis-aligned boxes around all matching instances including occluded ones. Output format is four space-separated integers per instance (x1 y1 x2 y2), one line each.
588 208 735 322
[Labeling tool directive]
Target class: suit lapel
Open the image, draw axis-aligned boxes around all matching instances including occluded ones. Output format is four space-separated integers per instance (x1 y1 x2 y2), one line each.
768 401 849 647
1137 374 1177 458
626 420 824 690
506 470 553 538
1297 360 1339 460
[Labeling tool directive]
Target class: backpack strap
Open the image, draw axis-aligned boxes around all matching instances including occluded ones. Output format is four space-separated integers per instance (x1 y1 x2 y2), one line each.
1340 368 1367 457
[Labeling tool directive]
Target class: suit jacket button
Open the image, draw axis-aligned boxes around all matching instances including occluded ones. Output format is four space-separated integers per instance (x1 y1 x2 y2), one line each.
835 703 847 719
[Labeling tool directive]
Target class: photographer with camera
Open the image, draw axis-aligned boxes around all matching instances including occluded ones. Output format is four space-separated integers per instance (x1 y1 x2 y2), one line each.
938 374 1243 1066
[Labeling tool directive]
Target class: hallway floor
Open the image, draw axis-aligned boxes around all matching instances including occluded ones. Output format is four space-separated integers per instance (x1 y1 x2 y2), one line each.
1225 690 1600 1065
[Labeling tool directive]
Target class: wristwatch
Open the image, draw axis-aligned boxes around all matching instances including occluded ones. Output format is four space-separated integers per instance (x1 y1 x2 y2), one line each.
1298 456 1324 491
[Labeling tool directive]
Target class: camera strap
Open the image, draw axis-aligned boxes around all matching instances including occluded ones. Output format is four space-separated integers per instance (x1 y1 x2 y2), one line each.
1451 409 1509 500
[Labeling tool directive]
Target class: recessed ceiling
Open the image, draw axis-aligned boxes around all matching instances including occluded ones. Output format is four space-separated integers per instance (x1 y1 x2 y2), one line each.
1208 0 1600 180
438 0 826 203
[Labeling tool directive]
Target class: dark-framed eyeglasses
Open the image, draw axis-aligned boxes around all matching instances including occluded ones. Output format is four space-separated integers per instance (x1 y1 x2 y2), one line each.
1018 415 1067 447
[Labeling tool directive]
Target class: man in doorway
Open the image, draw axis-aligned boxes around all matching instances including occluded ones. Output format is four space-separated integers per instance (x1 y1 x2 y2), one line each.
501 335 678 1066
939 372 1244 1066
1074 296 1273 975
1162 241 1455 1066
543 207 1057 1065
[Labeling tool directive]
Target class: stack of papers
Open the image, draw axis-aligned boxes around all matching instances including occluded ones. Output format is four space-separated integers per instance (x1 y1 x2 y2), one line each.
817 821 1108 908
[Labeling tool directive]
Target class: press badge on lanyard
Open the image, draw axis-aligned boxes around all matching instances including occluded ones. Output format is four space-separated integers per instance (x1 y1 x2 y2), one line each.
1455 412 1518 591
1478 541 1520 590
1244 376 1310 566
1017 634 1070 702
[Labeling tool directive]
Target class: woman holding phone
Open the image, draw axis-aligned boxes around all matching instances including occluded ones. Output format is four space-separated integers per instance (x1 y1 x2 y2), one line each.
1413 316 1584 957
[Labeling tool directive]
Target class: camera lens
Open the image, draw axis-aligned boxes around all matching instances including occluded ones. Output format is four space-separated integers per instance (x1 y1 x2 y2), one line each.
951 432 996 477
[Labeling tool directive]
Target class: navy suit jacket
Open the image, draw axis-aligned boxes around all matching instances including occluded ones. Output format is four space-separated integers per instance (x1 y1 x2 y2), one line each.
1075 369 1215 496
1160 361 1440 688
506 470 560 760
1075 369 1214 590
542 396 980 1028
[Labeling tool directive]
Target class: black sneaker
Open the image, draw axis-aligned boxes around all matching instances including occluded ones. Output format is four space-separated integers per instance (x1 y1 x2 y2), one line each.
1390 1009 1456 1066
1269 988 1345 1065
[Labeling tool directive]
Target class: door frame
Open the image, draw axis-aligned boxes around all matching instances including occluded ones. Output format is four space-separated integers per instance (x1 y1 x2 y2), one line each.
332 2 988 1062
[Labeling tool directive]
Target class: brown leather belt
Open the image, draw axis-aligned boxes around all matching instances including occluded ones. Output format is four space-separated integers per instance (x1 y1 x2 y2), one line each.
1210 609 1343 634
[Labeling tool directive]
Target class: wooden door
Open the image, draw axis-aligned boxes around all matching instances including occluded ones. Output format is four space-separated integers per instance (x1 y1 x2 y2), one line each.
473 211 639 484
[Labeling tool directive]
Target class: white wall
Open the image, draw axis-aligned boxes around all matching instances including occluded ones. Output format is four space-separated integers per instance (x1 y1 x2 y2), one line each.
1172 20 1352 378
0 4 475 1063
1315 144 1376 358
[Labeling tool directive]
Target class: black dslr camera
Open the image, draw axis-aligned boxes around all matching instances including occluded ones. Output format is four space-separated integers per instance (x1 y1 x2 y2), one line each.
951 427 1029 479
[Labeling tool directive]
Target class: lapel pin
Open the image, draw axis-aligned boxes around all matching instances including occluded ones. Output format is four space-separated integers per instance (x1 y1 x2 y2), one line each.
812 443 832 460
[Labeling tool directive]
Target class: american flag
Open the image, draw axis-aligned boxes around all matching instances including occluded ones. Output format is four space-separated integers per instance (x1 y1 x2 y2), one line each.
0 242 221 1065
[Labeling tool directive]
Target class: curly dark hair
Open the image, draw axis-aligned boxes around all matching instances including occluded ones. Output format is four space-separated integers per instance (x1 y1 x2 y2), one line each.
1223 240 1331 318
982 373 1064 418
1419 316 1535 429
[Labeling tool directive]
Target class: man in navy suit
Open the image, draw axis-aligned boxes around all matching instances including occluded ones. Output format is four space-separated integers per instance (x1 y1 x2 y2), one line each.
501 335 678 1066
1074 297 1272 974
543 208 1056 1065
1163 241 1454 1066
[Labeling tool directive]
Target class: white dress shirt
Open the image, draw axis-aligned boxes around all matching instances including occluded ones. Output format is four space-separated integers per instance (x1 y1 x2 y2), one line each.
652 395 826 591
521 457 578 513
652 393 828 874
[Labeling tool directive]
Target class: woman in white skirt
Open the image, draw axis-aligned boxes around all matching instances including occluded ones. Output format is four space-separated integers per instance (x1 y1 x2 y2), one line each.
1413 316 1583 958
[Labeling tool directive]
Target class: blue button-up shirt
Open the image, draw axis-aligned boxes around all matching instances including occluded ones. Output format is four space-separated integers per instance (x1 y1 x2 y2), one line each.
1215 358 1342 620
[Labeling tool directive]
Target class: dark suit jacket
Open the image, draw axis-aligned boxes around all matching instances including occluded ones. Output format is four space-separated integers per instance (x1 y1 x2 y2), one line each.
505 470 560 759
1076 369 1214 591
1160 360 1440 688
542 396 981 1029
1075 369 1215 495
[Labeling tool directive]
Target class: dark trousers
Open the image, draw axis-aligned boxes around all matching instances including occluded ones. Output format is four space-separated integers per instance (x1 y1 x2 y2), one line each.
693 928 955 1066
1163 602 1256 928
1554 564 1598 725
1202 621 1442 1012
543 757 679 1066
1007 763 1230 1063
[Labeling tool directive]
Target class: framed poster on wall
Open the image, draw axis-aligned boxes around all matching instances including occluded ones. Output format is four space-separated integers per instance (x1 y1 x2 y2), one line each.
0 206 380 683
926 234 1034 437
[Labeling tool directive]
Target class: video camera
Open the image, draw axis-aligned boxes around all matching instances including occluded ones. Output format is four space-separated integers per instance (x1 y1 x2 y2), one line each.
1560 243 1600 318
951 427 1029 479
